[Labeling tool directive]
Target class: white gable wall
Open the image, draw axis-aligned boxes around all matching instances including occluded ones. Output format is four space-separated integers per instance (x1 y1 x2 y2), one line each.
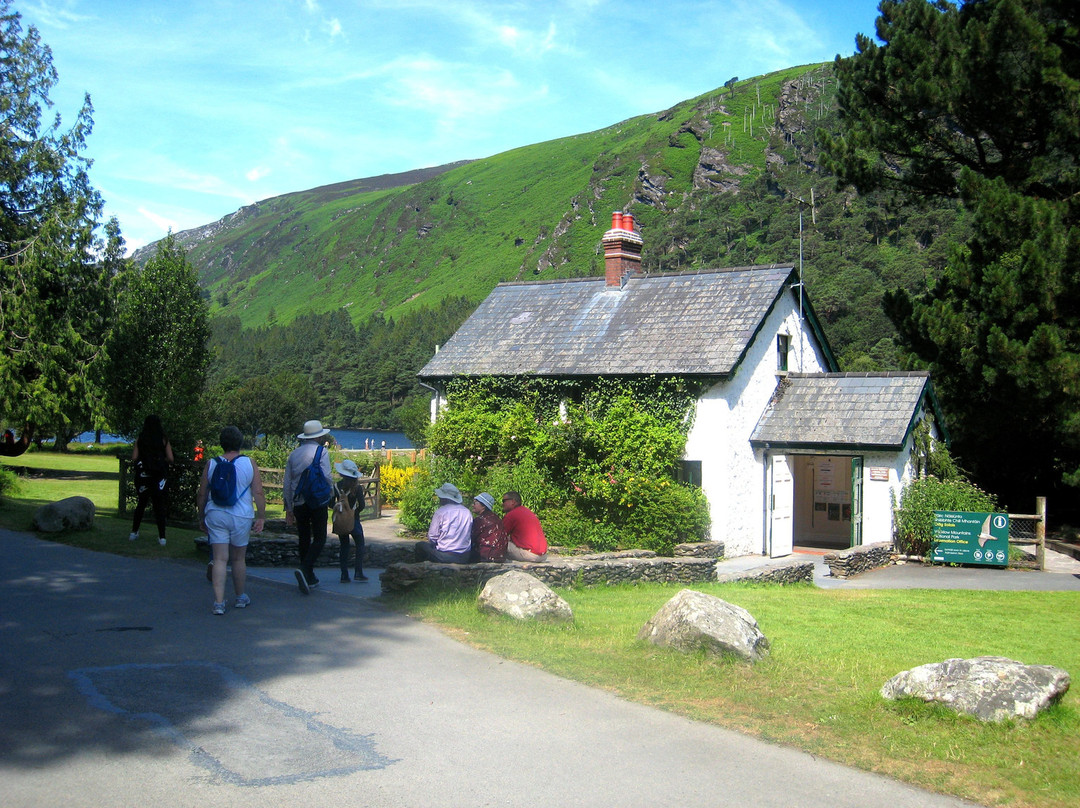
684 290 831 557
858 404 943 543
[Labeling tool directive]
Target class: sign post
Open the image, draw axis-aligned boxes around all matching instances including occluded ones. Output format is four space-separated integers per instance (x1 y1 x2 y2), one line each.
932 511 1009 566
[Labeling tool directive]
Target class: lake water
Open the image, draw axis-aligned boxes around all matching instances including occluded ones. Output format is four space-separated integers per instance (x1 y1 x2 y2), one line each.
330 428 413 450
74 427 413 450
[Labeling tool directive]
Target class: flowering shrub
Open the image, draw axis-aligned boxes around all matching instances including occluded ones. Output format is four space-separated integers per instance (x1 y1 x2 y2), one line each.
894 475 999 558
378 463 418 508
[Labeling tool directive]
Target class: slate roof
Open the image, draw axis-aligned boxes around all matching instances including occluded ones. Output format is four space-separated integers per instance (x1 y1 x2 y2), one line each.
750 372 942 450
420 265 833 379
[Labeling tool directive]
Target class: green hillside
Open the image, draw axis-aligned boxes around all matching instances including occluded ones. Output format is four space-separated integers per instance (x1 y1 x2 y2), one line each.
143 63 969 430
159 65 951 336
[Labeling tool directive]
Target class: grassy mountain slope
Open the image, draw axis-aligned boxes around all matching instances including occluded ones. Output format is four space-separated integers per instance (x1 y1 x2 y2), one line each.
155 65 848 327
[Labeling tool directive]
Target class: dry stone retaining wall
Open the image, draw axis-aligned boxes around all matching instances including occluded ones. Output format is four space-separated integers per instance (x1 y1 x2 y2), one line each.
823 542 896 579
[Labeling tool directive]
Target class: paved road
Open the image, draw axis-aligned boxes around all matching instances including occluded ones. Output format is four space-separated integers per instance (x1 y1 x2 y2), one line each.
0 528 985 808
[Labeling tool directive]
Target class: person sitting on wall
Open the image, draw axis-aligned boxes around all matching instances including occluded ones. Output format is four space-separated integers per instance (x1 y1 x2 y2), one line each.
415 482 472 564
501 491 548 562
470 492 508 562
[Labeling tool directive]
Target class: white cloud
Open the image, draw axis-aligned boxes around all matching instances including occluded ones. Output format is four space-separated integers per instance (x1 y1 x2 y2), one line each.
246 166 271 182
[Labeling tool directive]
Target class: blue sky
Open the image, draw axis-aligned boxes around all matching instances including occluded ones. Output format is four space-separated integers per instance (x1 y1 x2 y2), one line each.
17 0 885 252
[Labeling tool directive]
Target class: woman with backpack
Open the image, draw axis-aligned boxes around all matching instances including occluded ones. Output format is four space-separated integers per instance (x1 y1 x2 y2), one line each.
197 425 266 615
332 459 367 582
129 414 174 546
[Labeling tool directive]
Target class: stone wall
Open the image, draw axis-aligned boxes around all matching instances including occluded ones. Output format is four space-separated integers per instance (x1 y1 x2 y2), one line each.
379 554 722 595
715 557 814 585
823 541 896 579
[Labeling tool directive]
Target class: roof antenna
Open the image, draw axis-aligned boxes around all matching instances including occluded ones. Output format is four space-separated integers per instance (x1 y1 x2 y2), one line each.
791 191 814 371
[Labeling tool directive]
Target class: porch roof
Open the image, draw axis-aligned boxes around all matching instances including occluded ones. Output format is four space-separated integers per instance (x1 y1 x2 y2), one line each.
750 372 941 451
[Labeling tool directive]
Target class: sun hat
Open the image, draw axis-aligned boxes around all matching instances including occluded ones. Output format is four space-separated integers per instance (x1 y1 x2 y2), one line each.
298 419 331 440
335 459 360 478
434 482 463 504
473 492 496 511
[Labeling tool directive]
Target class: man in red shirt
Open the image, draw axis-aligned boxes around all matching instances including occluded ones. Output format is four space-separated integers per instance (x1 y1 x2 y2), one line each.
501 491 548 562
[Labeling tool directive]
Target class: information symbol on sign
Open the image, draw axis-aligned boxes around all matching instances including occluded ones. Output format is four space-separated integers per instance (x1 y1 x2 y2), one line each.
993 514 1008 530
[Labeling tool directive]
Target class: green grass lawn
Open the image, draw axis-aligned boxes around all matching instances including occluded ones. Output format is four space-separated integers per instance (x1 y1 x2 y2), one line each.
4 448 1077 807
0 447 284 559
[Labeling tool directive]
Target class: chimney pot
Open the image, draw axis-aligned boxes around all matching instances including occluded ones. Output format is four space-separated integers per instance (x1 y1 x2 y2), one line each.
623 213 634 232
612 211 623 230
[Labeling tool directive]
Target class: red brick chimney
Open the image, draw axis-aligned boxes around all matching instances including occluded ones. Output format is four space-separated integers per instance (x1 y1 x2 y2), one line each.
603 211 643 288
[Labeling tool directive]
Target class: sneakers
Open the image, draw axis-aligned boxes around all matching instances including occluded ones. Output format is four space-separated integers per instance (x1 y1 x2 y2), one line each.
340 573 351 583
128 532 138 541
234 593 251 609
212 602 226 615
158 537 166 546
355 573 369 582
295 569 310 594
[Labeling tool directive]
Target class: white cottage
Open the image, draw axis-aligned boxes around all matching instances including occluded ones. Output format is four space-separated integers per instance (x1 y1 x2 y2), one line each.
418 212 946 558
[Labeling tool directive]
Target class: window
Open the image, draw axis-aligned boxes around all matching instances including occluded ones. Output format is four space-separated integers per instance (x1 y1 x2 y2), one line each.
678 460 702 487
777 334 790 373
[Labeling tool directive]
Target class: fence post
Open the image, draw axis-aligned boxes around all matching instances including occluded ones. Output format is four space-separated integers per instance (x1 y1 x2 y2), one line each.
1036 496 1046 571
373 462 382 518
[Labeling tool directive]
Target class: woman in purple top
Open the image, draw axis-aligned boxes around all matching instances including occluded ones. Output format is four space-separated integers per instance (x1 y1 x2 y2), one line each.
415 482 473 563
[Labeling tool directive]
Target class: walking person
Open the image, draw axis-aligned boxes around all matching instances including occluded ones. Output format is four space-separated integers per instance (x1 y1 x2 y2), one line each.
129 415 174 546
197 425 266 615
332 459 368 582
284 419 334 593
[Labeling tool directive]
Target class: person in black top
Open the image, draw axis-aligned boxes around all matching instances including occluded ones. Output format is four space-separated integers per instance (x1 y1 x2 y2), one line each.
129 414 174 546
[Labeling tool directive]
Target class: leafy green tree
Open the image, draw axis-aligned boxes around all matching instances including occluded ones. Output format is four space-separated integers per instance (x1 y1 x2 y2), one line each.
103 234 211 448
0 1 117 442
824 0 1080 509
212 370 315 443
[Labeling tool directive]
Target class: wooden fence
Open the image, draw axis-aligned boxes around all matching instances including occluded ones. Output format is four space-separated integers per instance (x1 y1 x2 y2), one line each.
1008 496 1046 571
118 458 382 519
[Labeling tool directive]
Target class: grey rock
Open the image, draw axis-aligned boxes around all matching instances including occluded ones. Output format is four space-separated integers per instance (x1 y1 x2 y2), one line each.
881 656 1071 722
33 496 96 533
477 570 573 622
637 588 770 663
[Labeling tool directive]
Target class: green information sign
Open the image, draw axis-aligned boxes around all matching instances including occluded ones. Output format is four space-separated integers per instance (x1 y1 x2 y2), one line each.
932 511 1010 566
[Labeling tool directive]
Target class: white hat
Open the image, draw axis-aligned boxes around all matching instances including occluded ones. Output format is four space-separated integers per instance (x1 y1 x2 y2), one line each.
298 419 330 440
335 459 360 478
434 482 463 504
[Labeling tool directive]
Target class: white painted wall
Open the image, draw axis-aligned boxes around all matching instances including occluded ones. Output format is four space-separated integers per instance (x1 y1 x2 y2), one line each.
684 289 830 557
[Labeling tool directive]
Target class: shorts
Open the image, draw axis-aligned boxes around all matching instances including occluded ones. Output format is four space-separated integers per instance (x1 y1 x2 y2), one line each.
206 510 253 547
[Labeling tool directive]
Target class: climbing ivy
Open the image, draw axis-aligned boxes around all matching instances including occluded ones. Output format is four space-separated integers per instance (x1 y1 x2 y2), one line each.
416 375 713 553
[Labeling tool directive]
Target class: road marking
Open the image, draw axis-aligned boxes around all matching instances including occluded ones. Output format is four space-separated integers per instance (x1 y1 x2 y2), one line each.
69 661 395 785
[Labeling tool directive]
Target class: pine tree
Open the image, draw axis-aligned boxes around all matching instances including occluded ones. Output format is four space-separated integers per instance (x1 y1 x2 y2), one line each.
0 1 117 440
824 0 1080 509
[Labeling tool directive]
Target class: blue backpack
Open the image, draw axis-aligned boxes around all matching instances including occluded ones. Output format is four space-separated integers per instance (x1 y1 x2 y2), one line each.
209 456 249 506
295 444 332 506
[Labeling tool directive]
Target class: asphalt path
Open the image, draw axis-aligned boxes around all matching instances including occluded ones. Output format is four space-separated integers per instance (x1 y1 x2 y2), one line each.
0 528 986 808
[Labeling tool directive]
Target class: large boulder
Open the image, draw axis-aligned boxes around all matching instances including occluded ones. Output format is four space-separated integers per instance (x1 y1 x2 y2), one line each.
881 656 1071 722
637 588 770 663
477 570 573 622
33 496 96 533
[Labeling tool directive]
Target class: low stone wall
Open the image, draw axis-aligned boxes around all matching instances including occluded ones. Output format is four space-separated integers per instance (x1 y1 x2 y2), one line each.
715 557 815 585
823 541 896 579
380 554 722 595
